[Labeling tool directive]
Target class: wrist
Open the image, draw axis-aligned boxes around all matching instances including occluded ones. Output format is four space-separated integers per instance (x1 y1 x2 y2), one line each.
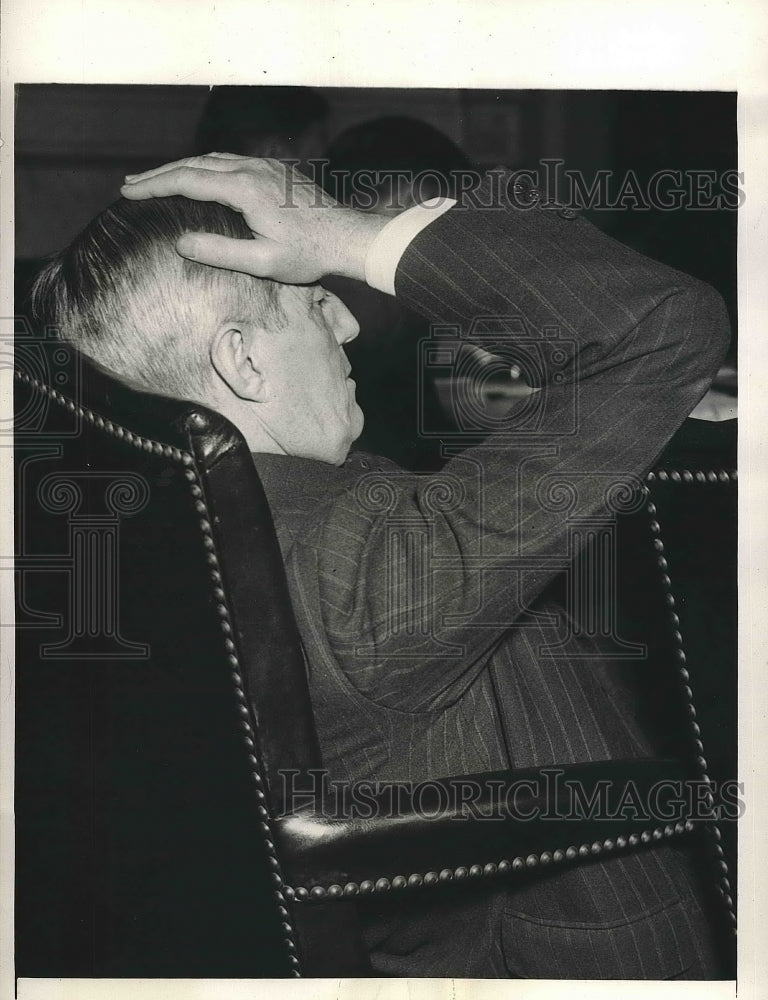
325 209 388 283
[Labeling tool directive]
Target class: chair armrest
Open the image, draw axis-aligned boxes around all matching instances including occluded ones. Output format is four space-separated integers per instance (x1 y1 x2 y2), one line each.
273 758 697 899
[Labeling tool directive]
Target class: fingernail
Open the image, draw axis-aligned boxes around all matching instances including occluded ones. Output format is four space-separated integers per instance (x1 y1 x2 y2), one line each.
177 235 198 259
123 174 137 183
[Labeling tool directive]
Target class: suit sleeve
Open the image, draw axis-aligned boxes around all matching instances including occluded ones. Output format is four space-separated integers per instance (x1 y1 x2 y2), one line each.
297 174 731 712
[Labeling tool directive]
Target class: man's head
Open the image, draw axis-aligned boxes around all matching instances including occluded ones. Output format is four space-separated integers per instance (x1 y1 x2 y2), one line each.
33 196 363 465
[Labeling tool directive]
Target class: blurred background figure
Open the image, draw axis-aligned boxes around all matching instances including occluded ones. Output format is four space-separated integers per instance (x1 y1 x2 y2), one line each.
194 85 329 167
324 115 472 214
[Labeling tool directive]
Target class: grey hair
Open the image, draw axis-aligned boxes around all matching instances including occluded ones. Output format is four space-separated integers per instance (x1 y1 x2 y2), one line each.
32 195 283 401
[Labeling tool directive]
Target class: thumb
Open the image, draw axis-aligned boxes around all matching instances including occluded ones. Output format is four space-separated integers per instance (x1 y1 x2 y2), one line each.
176 232 278 277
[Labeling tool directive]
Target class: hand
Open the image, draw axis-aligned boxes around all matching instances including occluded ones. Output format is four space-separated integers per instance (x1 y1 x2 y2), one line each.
120 153 387 284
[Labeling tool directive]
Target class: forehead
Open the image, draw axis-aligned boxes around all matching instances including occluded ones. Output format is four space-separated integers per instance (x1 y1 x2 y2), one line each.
276 283 319 307
271 284 325 326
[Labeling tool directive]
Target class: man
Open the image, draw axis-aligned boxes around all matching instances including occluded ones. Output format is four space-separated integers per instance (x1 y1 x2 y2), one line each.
37 154 730 978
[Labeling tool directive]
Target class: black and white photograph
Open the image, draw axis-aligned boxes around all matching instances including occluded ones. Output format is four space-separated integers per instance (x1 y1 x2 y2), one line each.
2 3 765 997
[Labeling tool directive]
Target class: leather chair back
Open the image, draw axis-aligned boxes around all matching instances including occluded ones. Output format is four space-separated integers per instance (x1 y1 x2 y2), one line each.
14 332 318 976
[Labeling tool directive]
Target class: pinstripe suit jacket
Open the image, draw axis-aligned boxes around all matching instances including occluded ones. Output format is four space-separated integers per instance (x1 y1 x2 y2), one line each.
254 177 731 978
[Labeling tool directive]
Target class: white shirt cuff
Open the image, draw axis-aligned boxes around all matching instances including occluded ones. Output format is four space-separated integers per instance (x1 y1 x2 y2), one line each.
364 197 457 296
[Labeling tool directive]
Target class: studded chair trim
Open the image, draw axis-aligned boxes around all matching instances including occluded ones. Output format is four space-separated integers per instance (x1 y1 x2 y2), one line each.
286 820 698 903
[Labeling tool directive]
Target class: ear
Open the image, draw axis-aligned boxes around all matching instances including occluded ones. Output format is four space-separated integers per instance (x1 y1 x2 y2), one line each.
210 324 267 402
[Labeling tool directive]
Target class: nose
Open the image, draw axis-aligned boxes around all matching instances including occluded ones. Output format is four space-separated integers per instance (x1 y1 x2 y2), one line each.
331 298 360 345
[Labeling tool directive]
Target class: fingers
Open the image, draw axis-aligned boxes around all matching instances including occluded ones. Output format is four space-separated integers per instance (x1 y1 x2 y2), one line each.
177 232 320 284
120 165 249 211
123 153 248 186
205 152 249 160
176 232 278 278
123 155 198 185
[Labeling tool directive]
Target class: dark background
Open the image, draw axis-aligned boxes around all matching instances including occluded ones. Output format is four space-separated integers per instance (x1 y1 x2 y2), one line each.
15 86 737 343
